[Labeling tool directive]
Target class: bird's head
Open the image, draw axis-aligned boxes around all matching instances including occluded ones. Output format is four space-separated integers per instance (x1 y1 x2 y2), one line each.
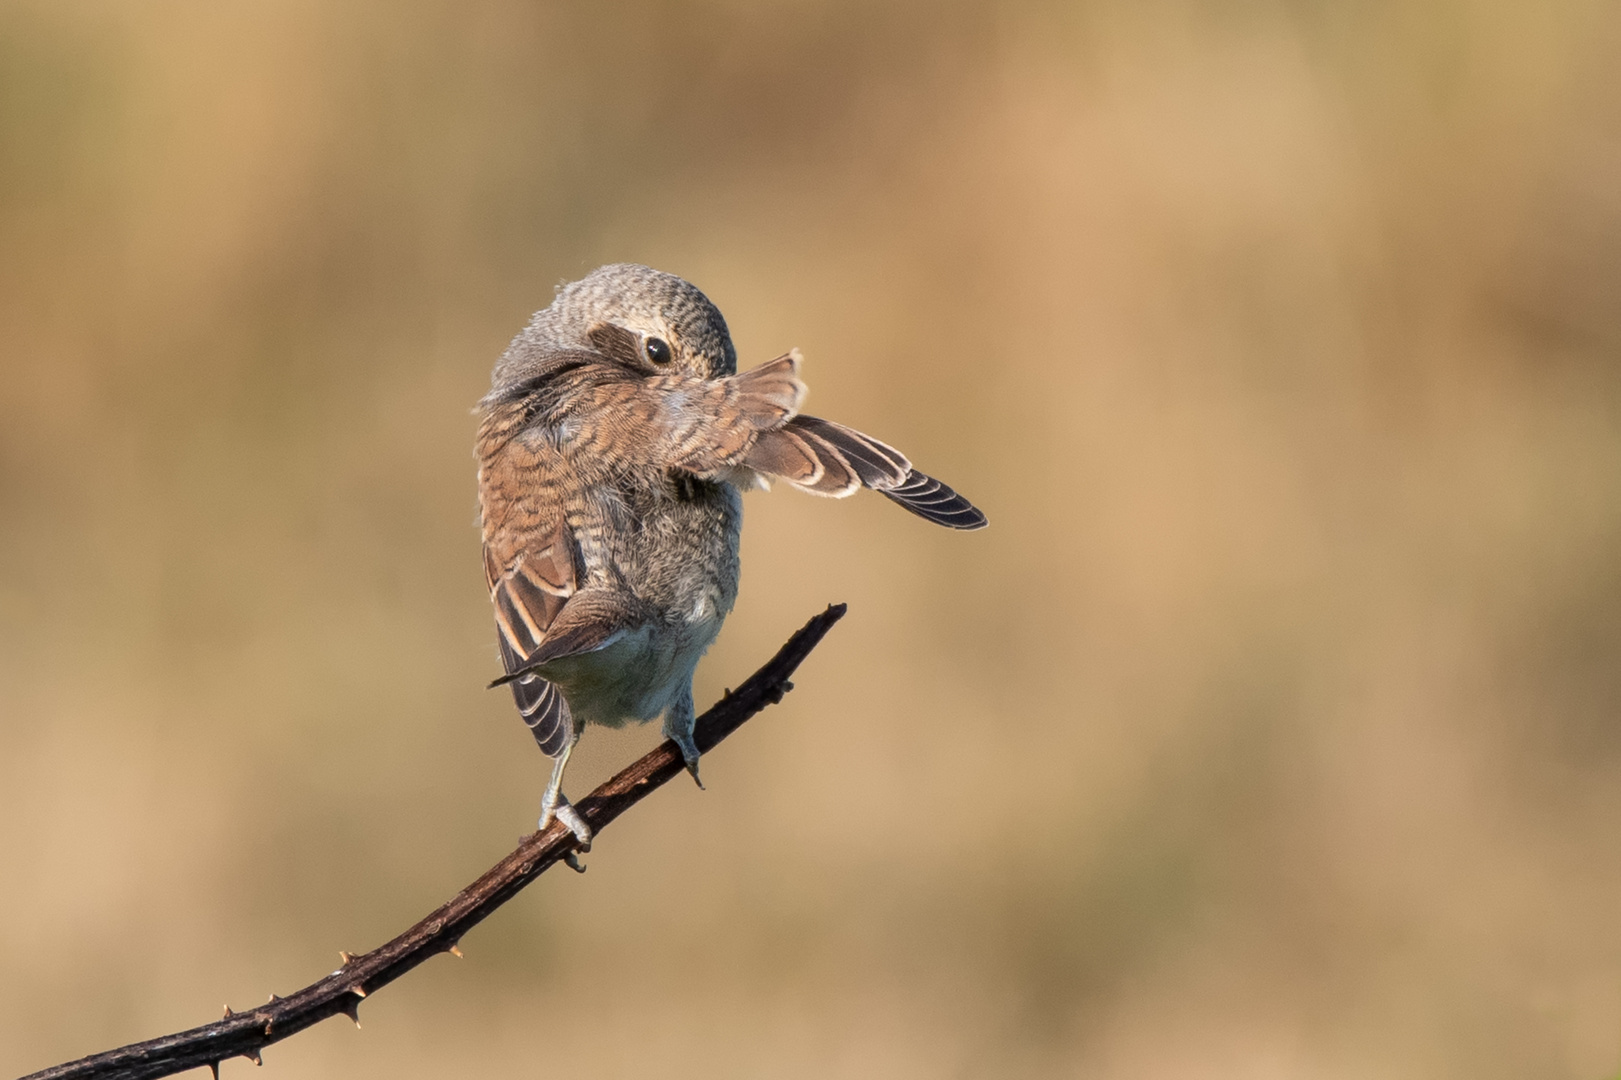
492 264 738 395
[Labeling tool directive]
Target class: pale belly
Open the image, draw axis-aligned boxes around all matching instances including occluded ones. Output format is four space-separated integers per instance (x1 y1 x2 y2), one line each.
537 475 739 729
535 611 725 729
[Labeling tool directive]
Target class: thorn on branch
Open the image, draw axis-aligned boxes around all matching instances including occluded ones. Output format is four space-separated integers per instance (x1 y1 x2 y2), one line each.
221 1005 233 1019
350 984 368 998
208 1063 219 1080
338 951 357 965
341 998 362 1028
448 943 464 958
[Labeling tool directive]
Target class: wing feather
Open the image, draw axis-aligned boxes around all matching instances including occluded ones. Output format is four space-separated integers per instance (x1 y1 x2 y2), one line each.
741 411 988 527
496 634 573 757
479 449 584 755
781 427 861 496
881 470 988 529
741 426 825 486
785 416 911 488
728 350 805 428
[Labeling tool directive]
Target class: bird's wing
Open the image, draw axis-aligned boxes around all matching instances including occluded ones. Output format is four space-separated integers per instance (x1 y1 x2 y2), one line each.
492 588 640 680
576 348 990 531
726 351 805 427
745 415 910 496
495 632 573 756
877 469 988 530
584 323 804 432
744 414 988 530
478 412 624 756
481 501 580 755
557 348 806 481
483 519 645 751
653 352 806 475
484 507 574 645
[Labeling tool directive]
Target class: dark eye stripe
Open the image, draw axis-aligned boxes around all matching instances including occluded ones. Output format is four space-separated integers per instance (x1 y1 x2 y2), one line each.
644 337 674 365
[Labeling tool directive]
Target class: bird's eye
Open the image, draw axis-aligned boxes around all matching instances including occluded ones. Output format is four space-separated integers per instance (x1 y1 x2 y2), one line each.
644 337 674 365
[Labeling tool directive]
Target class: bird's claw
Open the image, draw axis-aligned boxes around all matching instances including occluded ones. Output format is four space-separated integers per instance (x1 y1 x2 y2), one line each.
540 792 593 843
670 730 705 790
553 800 594 849
541 797 591 872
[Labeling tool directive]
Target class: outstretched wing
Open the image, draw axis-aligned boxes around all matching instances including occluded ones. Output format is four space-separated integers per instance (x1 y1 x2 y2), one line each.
654 351 807 475
745 415 909 496
571 347 990 532
744 413 988 530
879 469 987 530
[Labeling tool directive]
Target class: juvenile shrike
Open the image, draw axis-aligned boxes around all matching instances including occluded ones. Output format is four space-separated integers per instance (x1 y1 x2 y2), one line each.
476 264 985 847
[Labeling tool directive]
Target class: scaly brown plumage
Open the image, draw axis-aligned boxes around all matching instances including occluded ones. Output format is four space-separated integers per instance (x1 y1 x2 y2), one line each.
475 264 986 847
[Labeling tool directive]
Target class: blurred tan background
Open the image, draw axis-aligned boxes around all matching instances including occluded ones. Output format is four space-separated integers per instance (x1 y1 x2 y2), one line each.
4 1 1621 1077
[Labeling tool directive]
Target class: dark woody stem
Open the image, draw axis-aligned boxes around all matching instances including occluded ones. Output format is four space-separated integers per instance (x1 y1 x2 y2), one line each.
20 604 847 1080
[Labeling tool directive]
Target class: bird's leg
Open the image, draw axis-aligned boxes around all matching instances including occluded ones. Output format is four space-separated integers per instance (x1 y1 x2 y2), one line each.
663 685 704 790
538 736 593 849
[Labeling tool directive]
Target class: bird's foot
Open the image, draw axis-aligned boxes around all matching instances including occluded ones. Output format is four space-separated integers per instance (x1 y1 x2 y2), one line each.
661 687 706 790
539 793 594 848
671 732 705 790
540 795 592 873
554 801 593 848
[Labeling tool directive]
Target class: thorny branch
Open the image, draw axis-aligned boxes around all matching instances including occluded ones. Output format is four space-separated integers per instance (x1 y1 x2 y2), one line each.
19 604 847 1080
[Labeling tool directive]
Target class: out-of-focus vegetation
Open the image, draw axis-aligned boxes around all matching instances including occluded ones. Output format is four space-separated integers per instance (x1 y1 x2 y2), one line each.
4 2 1621 1076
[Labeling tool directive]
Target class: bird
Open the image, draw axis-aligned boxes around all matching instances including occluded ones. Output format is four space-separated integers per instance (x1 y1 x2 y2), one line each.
475 263 986 850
